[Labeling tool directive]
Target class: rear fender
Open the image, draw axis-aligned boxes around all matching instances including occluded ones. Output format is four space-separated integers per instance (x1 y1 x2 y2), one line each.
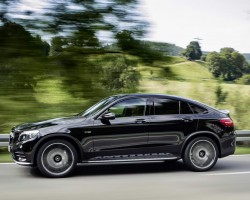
181 131 222 157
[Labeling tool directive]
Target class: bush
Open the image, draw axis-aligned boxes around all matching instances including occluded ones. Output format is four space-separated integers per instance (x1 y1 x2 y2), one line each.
98 55 140 91
236 74 250 85
215 85 228 105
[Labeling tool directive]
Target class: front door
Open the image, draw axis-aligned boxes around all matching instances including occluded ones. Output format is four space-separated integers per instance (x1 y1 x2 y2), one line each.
91 97 150 158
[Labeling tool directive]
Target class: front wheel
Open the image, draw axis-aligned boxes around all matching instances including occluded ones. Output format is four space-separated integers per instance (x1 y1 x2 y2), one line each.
36 140 78 178
183 137 218 171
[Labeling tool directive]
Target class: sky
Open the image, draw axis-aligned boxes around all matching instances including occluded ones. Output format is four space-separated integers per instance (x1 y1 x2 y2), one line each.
4 0 250 53
141 0 250 53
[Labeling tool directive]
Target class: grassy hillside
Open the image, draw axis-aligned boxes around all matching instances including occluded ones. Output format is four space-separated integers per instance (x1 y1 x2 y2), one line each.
141 41 184 56
0 80 88 133
105 41 184 56
0 55 250 133
139 58 213 80
138 57 250 130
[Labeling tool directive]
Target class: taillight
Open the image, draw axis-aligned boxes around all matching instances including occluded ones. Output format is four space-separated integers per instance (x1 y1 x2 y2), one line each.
219 118 234 127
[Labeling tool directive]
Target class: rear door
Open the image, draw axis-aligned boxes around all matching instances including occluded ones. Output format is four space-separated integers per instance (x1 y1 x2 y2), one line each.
147 98 198 154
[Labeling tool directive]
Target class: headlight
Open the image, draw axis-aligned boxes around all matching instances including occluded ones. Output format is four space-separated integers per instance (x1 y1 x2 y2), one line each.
18 130 39 142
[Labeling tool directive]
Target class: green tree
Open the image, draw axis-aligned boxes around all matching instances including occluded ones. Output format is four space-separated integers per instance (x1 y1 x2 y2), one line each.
0 1 148 99
50 42 140 98
115 30 163 63
206 52 224 78
98 55 140 91
182 41 202 60
0 22 50 95
50 37 68 56
116 30 139 51
201 54 207 62
207 48 248 81
1 0 147 45
0 22 49 59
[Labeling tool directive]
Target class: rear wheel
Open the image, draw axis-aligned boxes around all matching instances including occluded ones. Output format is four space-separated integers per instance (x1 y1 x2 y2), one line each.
183 137 218 171
36 140 78 178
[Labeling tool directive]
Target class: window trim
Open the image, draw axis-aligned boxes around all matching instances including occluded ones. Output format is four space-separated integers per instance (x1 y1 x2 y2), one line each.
96 97 149 119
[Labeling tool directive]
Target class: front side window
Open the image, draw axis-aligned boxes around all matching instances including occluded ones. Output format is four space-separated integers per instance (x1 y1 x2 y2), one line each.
79 96 118 117
108 98 146 118
154 98 179 115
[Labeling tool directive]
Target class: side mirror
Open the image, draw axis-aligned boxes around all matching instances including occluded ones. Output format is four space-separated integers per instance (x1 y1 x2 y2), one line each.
102 112 115 120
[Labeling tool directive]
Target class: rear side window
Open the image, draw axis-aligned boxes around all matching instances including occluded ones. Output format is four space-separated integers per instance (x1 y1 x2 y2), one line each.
180 101 193 114
189 103 207 114
154 98 179 115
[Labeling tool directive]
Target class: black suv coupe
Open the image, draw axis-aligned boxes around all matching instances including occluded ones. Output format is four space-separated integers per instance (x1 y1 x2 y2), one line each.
9 94 235 177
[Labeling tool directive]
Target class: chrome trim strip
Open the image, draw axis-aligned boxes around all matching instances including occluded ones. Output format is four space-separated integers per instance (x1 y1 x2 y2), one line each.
14 161 33 166
87 157 178 163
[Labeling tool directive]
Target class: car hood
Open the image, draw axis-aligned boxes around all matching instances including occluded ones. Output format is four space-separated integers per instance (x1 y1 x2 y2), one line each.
13 116 86 132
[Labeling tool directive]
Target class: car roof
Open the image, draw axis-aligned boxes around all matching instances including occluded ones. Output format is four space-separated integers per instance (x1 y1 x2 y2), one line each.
114 93 216 111
115 93 194 101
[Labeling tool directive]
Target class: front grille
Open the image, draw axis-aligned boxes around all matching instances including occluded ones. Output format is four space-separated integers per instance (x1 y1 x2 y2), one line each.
9 130 21 144
9 132 14 145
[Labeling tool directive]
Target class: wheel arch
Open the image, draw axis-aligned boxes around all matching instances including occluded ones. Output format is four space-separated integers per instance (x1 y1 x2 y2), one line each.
31 133 84 166
181 131 222 158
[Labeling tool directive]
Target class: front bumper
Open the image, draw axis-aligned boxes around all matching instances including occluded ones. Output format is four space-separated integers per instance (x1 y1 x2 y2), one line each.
14 160 33 166
8 144 35 166
9 131 37 166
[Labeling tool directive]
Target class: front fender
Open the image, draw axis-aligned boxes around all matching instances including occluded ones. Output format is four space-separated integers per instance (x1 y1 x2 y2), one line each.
30 133 84 164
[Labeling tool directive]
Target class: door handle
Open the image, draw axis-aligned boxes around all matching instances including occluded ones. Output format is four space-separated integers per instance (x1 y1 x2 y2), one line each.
182 117 193 122
135 119 147 124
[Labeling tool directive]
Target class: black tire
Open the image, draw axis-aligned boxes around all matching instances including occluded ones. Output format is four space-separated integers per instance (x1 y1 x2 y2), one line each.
183 137 218 172
36 139 78 178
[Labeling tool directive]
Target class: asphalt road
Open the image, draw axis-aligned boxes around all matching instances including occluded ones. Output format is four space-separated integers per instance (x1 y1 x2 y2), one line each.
1 155 250 200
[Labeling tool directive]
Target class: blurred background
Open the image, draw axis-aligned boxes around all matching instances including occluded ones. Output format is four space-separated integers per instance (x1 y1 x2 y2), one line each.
0 0 250 160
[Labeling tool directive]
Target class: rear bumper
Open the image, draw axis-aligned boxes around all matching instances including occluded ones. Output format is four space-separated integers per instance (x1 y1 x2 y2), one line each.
220 134 236 158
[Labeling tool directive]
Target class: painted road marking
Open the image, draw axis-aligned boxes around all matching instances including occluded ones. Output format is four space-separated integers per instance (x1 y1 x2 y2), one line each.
231 154 250 157
204 171 250 176
0 163 14 165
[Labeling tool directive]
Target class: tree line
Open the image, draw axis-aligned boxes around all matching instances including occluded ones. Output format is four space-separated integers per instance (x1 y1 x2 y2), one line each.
1 0 250 101
182 41 250 82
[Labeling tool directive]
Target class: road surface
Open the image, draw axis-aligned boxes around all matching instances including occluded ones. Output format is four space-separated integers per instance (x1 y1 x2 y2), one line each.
1 155 250 200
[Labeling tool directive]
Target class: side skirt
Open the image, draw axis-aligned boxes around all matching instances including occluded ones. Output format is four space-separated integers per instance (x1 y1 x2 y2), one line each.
81 153 180 164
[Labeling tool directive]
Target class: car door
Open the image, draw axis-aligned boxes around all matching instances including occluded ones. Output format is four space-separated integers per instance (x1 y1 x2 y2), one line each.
147 98 198 154
91 97 150 158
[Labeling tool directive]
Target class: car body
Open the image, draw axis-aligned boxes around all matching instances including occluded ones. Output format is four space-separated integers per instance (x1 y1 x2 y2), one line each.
9 94 236 177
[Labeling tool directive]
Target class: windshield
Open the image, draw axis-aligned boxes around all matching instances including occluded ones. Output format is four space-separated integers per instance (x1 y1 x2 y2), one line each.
78 96 118 117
